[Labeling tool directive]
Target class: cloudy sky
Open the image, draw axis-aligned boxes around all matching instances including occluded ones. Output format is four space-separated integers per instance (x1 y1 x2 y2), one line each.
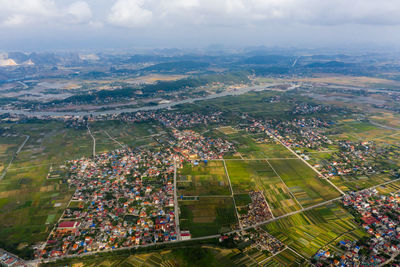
1 0 400 51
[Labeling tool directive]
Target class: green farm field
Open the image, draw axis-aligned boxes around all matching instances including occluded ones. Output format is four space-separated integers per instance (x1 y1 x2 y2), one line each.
268 159 341 207
179 196 237 237
225 159 302 216
178 161 231 196
264 203 366 258
214 130 295 159
263 248 308 267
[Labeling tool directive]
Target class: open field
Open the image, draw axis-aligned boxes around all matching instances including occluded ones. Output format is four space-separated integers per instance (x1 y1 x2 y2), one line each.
0 135 25 173
326 119 397 143
178 161 231 196
206 91 294 119
214 131 295 159
89 120 164 148
375 180 400 194
179 197 237 237
262 249 308 267
217 126 238 135
264 203 367 258
43 245 246 267
268 159 341 207
330 174 394 192
225 160 302 216
295 75 400 88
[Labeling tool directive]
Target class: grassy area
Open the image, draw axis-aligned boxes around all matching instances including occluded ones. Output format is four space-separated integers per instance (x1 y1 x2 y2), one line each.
264 203 367 258
89 120 164 148
178 161 231 196
268 159 341 207
214 130 294 159
0 134 25 173
179 196 237 237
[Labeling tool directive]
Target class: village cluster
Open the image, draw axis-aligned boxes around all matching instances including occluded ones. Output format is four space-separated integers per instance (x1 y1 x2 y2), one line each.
222 228 285 256
0 249 27 267
39 148 178 258
239 191 273 228
315 189 400 266
321 140 400 178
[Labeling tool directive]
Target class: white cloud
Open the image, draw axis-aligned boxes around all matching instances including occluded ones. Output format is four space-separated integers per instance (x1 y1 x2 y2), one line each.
107 0 152 28
0 0 93 27
65 1 93 24
106 0 400 28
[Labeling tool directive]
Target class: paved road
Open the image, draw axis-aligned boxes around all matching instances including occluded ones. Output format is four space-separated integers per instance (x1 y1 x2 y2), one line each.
369 120 400 131
0 135 29 181
104 130 125 149
87 124 96 157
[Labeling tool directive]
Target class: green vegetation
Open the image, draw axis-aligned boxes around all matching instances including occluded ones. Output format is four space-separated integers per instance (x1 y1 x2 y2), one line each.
263 249 308 266
225 159 302 216
268 159 341 207
178 161 231 196
264 203 367 258
179 197 237 237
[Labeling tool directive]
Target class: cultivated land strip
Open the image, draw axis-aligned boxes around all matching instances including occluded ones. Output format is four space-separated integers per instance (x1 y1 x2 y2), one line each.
222 159 242 229
0 135 30 181
266 130 345 195
265 159 304 209
30 176 400 265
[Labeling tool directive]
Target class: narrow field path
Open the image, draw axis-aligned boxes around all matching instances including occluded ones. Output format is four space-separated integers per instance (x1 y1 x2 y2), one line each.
87 124 96 157
104 130 125 149
0 135 30 181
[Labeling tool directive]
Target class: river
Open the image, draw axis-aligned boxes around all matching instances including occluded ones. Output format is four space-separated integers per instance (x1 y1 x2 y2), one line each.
0 84 280 117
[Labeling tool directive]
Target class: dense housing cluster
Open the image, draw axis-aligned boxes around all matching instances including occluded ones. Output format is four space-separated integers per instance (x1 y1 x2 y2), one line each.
239 191 273 228
315 189 400 266
40 148 178 258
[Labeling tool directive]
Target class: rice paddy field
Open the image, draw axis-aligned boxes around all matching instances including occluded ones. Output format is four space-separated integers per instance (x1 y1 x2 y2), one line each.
268 159 341 207
178 161 231 196
43 246 246 267
263 203 367 258
375 180 400 194
216 131 295 159
262 249 308 267
225 159 302 216
330 174 394 192
179 196 238 237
